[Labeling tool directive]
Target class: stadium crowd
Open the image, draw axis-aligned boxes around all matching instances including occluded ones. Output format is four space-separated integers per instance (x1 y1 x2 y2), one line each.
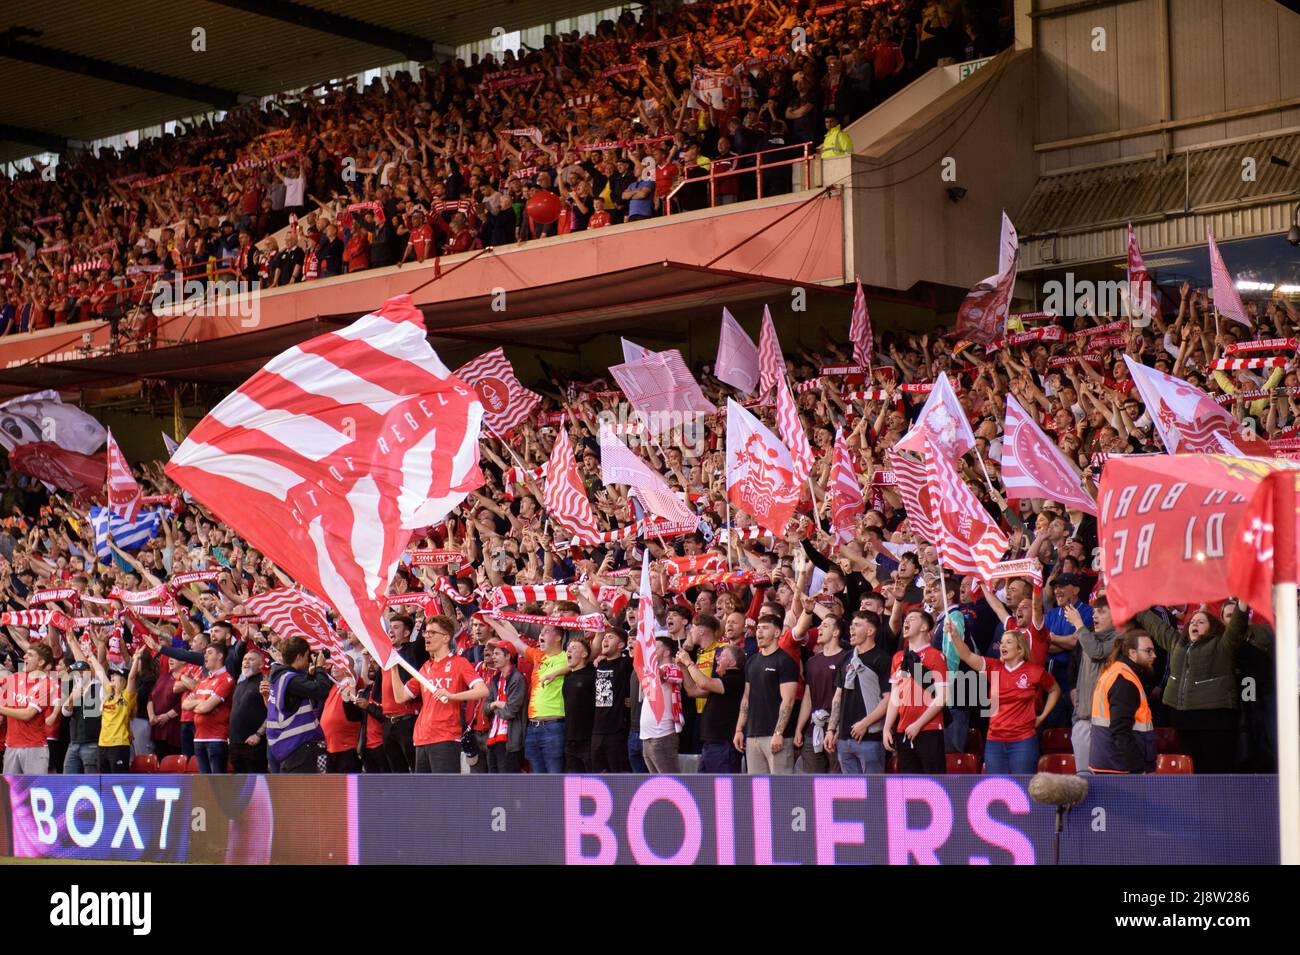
0 0 1008 335
0 273 1287 778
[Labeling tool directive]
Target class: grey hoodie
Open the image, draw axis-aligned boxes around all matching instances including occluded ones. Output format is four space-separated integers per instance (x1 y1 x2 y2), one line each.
1072 626 1120 722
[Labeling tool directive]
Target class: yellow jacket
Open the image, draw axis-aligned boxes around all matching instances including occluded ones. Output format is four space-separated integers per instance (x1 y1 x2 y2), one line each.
820 126 853 158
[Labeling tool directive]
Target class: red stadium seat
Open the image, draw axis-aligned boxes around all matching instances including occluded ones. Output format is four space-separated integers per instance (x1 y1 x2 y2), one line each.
158 755 188 774
1037 753 1076 774
1156 753 1194 774
186 755 200 774
1155 727 1180 753
130 754 158 774
1039 727 1072 754
946 752 979 774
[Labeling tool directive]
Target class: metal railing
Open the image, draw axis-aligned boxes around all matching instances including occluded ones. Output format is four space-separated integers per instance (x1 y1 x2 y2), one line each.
663 142 815 215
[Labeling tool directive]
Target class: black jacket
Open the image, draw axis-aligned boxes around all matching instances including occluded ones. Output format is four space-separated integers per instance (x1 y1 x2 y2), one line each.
267 662 332 712
229 672 267 742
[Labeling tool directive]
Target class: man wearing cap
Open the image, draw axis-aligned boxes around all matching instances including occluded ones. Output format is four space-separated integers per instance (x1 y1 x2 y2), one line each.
1043 572 1093 730
488 619 569 773
483 640 527 773
59 658 102 774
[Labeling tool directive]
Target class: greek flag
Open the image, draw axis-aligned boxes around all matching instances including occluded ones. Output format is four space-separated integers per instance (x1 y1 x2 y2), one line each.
89 506 163 564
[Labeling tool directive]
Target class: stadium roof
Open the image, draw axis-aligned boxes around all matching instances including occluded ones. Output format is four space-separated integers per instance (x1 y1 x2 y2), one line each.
0 0 619 163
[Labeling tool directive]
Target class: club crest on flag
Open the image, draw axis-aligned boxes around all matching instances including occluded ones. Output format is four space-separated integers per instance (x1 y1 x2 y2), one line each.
733 432 796 517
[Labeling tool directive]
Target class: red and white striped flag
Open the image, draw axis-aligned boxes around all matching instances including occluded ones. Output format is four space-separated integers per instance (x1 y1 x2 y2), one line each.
828 427 863 546
758 305 783 396
774 372 813 486
106 429 142 521
849 279 873 369
923 437 1008 579
246 588 353 677
608 349 716 437
597 422 697 524
1002 394 1097 515
621 338 653 364
454 347 542 436
632 554 665 723
544 425 603 543
887 448 940 542
1207 226 1250 327
716 307 760 395
166 294 484 671
725 398 800 535
1125 223 1158 325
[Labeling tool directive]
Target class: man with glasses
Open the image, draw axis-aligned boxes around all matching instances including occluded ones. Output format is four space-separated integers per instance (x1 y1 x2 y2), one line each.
390 614 488 774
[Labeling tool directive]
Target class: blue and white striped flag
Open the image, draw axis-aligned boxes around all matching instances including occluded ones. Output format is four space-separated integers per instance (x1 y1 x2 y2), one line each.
89 506 163 564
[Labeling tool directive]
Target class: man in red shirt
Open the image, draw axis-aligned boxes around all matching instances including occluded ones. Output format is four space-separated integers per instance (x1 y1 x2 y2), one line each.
588 197 611 229
1 643 57 774
390 614 487 773
186 644 236 774
403 208 436 263
884 608 947 773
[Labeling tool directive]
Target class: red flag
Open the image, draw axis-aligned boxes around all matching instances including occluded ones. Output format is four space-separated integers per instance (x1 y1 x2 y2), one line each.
955 255 1018 347
166 294 484 670
923 437 1008 579
106 429 142 521
716 306 759 394
828 427 863 546
544 425 603 543
888 448 940 542
1208 226 1250 328
1098 455 1300 624
454 347 541 436
758 304 782 396
1002 394 1097 514
774 373 813 486
9 443 106 500
849 279 873 369
725 398 800 535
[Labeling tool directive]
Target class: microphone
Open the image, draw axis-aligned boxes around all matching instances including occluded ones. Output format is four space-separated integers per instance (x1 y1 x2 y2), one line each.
1028 773 1089 865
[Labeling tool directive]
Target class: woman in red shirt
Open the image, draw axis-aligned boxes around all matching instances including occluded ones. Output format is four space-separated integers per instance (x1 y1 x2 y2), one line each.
945 619 1059 774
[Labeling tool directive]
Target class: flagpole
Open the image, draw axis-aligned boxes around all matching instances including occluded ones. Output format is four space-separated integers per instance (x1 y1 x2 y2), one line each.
1272 471 1299 864
391 649 442 697
724 497 734 571
975 452 999 502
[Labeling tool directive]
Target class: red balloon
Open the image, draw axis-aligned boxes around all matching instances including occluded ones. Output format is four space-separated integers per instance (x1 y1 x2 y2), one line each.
526 190 562 225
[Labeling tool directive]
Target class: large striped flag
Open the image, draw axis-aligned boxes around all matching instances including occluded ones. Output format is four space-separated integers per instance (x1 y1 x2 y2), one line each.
758 305 782 395
887 448 940 542
246 588 353 677
631 553 665 722
1207 226 1250 327
1125 223 1158 325
1002 394 1096 514
621 338 653 364
608 349 715 437
89 506 163 564
849 279 873 369
165 294 484 670
105 429 142 521
828 427 863 546
544 424 603 543
597 422 697 525
774 372 813 486
715 307 759 395
923 437 1008 579
454 347 542 436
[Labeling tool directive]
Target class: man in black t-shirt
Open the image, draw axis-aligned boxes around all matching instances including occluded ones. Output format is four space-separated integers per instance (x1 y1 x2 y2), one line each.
590 631 634 772
562 637 596 772
795 614 848 774
679 643 744 773
827 611 891 774
735 614 800 774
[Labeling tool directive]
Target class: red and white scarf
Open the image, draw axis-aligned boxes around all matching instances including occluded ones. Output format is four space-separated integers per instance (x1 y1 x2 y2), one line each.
484 610 606 632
